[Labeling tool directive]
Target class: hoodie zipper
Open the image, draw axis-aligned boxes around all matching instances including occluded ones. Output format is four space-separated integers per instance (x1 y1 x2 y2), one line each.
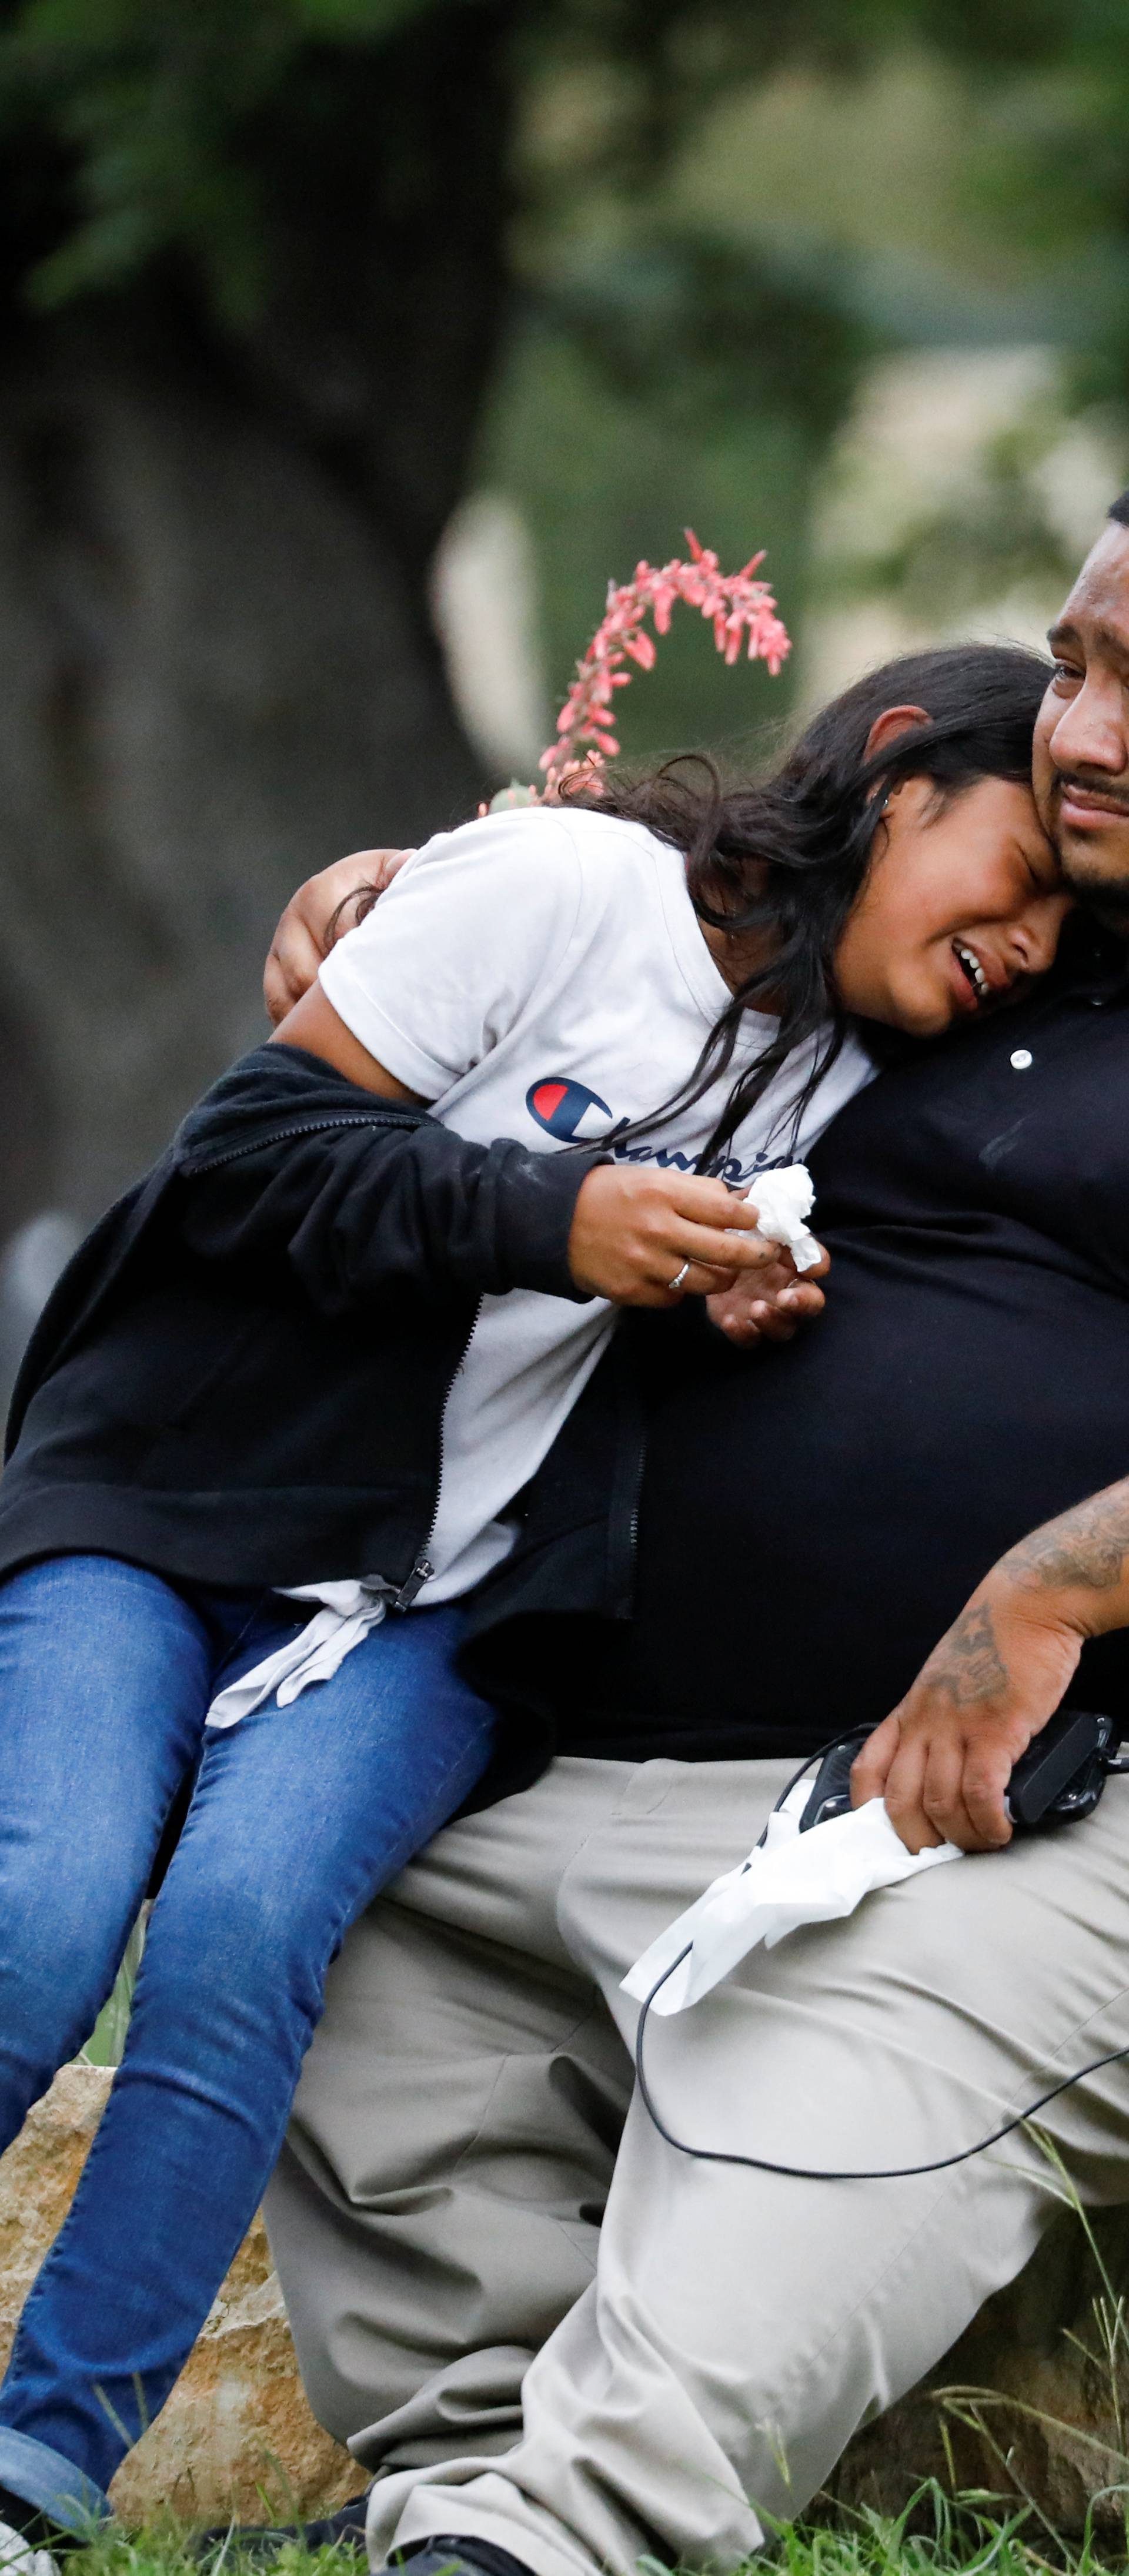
183 1110 416 1174
604 1334 648 1619
612 1422 646 1618
391 1295 485 1609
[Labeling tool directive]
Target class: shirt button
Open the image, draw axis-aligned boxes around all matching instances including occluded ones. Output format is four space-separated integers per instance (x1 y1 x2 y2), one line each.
1010 1048 1033 1070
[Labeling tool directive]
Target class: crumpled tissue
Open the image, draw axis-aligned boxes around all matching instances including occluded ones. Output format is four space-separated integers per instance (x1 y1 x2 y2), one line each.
622 1781 962 2015
746 1163 823 1273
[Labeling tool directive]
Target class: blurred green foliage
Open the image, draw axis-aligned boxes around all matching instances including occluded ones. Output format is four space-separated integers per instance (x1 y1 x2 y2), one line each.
4 0 1125 337
2 0 1127 751
0 0 429 316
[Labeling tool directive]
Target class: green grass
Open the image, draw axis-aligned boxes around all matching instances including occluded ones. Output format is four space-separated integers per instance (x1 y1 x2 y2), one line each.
47 2486 1129 2576
61 2541 363 2576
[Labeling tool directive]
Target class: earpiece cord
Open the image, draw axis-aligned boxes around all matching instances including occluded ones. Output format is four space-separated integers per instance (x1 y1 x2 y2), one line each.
757 1724 865 1846
635 1836 1129 2189
628 1725 1129 2180
634 1949 1129 2179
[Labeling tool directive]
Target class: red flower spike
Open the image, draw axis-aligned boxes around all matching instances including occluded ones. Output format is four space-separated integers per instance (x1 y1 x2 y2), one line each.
517 535 791 801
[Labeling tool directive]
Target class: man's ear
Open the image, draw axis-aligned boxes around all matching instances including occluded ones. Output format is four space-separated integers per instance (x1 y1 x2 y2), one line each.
864 703 931 767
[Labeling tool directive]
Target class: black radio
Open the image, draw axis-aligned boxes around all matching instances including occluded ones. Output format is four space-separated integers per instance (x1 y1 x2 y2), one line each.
799 1703 1122 1836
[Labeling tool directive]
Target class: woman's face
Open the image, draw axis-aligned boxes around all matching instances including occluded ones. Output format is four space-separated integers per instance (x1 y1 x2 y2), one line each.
834 774 1072 1035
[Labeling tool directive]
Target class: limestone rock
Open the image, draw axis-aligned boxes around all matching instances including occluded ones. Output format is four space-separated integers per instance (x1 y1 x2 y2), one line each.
0 2065 359 2528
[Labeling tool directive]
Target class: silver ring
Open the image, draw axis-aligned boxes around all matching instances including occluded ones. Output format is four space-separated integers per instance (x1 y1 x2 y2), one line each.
669 1261 691 1292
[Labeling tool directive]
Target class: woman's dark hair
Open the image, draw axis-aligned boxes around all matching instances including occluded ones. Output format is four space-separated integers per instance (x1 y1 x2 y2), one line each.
562 639 1053 1170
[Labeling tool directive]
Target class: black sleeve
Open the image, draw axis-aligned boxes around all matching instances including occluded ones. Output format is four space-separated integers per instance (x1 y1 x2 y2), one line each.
175 1110 606 1315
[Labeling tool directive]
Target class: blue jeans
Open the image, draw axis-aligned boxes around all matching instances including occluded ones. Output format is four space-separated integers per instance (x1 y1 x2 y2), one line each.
0 1554 496 2529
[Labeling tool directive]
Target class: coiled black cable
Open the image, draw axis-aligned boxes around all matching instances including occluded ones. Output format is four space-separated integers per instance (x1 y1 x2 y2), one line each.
634 1947 1129 2181
633 1728 1129 2182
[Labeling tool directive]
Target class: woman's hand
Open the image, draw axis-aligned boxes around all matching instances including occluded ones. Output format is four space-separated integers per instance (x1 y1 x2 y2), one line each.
264 848 413 1025
706 1243 830 1346
568 1170 787 1307
850 1579 1084 1852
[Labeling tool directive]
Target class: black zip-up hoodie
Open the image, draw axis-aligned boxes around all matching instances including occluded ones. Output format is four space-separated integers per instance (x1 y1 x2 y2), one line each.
0 1043 604 1612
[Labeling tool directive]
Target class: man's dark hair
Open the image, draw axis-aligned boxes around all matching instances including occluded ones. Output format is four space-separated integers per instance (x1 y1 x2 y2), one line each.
566 640 1051 1169
1108 490 1129 528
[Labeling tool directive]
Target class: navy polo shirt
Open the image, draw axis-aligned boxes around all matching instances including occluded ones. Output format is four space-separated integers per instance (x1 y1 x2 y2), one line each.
561 931 1129 1757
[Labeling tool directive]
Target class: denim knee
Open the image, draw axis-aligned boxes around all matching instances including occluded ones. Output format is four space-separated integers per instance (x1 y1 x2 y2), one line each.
0 1876 129 2106
131 1864 333 2079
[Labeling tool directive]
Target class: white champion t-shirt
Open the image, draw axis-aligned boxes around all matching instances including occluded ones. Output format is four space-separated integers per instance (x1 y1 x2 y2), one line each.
320 804 875 1597
204 805 875 1728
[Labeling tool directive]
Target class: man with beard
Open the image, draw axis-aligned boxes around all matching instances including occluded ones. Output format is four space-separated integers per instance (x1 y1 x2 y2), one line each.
255 498 1129 2576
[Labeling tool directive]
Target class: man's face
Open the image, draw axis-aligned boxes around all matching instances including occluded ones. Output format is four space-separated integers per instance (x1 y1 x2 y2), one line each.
1033 522 1129 928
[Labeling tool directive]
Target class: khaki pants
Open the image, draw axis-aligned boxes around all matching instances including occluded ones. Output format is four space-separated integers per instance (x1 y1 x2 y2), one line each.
265 1755 1129 2576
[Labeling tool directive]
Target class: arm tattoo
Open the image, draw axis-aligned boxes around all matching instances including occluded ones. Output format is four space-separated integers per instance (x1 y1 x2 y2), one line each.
921 1601 1009 1706
1001 1479 1129 1595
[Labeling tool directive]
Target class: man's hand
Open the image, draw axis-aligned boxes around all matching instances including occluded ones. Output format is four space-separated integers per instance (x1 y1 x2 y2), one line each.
851 1473 1129 1851
264 848 412 1026
568 1173 789 1308
706 1242 830 1346
850 1585 1083 1852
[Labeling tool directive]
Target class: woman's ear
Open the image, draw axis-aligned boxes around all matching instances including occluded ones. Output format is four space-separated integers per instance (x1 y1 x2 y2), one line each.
863 703 931 767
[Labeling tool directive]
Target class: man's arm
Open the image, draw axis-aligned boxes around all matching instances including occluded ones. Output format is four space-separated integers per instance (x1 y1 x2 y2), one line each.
262 847 831 1336
261 841 784 1309
852 1477 1129 1852
263 848 413 1025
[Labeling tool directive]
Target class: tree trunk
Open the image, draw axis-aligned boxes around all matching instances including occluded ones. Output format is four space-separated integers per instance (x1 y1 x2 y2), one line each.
0 0 516 1237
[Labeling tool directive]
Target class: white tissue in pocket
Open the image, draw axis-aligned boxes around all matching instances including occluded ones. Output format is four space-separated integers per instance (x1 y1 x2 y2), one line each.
746 1164 822 1274
622 1786 962 2016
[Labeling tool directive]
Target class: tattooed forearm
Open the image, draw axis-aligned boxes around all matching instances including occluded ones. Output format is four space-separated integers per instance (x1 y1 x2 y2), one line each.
1000 1479 1129 1596
919 1600 1010 1705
